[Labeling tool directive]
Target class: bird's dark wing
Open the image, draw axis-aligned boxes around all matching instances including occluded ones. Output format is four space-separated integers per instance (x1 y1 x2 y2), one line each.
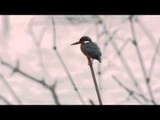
81 42 102 59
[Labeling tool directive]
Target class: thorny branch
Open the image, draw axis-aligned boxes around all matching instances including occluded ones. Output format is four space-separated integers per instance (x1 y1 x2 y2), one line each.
51 17 85 104
112 75 151 104
129 16 157 105
0 74 22 104
0 59 60 105
102 38 131 74
135 16 160 60
94 16 129 89
135 17 157 50
0 95 11 105
89 99 95 105
111 34 144 96
148 39 160 81
112 75 142 104
97 17 157 104
28 20 50 80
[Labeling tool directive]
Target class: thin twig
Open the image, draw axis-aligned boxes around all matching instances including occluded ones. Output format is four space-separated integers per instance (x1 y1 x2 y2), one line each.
28 24 51 84
1 60 41 83
136 17 160 59
129 16 157 105
87 57 102 105
111 39 131 62
112 75 151 104
97 21 152 102
111 39 144 95
129 16 148 80
112 75 143 104
135 17 157 50
102 29 120 55
0 59 60 105
54 50 85 104
48 81 60 105
27 18 61 104
89 99 95 105
99 18 147 101
0 74 22 104
102 38 131 74
148 39 160 81
0 95 11 105
51 17 85 104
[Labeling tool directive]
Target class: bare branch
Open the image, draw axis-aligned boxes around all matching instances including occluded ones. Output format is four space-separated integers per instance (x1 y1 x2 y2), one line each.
51 17 85 104
129 16 157 105
28 18 52 88
0 95 11 105
40 79 60 105
0 59 60 105
111 39 144 95
102 38 131 74
135 17 157 50
0 74 22 104
1 59 41 83
112 75 151 104
98 18 153 103
89 99 95 105
129 16 148 80
148 39 160 81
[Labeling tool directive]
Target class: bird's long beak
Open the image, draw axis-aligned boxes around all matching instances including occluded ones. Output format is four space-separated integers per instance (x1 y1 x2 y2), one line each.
71 41 80 45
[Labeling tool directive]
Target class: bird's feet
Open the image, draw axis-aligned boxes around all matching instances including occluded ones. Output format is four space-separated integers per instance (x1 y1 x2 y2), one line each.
88 58 93 65
88 61 92 66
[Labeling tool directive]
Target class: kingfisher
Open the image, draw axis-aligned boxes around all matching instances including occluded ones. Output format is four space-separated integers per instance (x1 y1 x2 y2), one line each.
71 36 102 63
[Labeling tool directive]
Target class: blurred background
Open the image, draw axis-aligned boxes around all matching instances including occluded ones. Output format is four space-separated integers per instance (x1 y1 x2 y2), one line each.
0 15 160 105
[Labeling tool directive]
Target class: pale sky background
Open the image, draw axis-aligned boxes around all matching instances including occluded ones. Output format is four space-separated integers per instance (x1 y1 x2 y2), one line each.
0 15 160 105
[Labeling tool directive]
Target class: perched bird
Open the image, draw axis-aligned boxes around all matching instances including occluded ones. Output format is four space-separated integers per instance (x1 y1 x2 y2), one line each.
71 36 102 63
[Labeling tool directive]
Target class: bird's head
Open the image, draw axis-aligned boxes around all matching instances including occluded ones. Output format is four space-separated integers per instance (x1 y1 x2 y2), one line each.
71 36 92 45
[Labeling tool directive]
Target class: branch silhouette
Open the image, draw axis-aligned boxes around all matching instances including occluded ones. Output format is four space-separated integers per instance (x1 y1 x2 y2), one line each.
112 75 151 104
51 17 85 104
0 59 60 105
0 74 22 104
0 95 11 105
87 57 102 105
112 75 143 104
148 39 160 81
97 17 155 104
129 16 156 105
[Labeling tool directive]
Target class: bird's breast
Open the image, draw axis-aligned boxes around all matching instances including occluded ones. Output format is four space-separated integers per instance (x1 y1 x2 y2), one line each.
80 45 89 57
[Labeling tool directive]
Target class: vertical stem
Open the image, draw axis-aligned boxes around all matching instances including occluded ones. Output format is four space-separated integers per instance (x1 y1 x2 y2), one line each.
111 40 144 95
0 95 11 105
55 50 85 104
87 57 102 105
148 39 160 80
98 18 145 98
112 75 143 104
50 85 60 105
129 16 156 105
0 60 61 105
136 18 157 50
0 75 22 104
51 17 85 104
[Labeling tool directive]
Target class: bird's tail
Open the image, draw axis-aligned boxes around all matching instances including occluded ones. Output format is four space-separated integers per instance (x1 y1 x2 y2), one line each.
98 58 102 63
